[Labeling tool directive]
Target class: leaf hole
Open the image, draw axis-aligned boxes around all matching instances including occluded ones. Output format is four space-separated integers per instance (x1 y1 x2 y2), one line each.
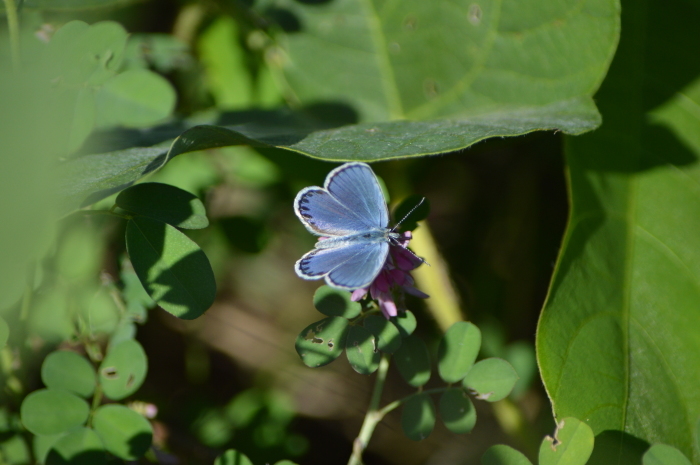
102 367 119 379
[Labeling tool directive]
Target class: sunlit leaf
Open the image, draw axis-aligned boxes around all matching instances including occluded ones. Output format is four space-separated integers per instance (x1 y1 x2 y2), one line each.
41 351 96 398
99 339 147 401
539 417 594 465
92 405 152 460
345 326 380 375
295 317 349 367
20 389 89 435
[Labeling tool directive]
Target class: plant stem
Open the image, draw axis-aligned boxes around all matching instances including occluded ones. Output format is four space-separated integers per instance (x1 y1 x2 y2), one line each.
2 0 20 71
347 354 391 465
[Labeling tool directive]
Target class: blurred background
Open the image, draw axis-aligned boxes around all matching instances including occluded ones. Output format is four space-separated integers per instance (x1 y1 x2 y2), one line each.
1 1 572 463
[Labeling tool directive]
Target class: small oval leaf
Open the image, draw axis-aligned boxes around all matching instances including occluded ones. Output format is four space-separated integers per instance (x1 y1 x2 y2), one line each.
46 427 106 465
643 444 692 465
99 339 148 400
391 310 417 337
464 358 519 402
482 445 534 465
401 393 436 441
215 449 254 465
126 216 216 319
41 351 96 398
313 285 361 318
437 321 481 383
20 389 90 435
439 388 477 434
539 417 594 465
116 183 208 229
363 314 402 353
295 317 349 367
394 335 431 387
92 405 152 460
345 326 380 375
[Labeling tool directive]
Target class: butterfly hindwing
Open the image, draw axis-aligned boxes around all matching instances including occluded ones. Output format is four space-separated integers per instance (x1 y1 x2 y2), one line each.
295 241 390 290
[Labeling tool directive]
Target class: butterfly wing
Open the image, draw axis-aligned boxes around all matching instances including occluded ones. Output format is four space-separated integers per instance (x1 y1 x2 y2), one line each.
295 241 390 290
295 187 372 236
325 163 389 230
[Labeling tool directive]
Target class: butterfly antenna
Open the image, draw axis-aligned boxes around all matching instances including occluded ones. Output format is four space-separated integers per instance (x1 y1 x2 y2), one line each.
391 197 426 232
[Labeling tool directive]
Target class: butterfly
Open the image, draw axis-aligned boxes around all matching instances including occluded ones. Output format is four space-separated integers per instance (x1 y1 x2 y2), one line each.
294 162 400 290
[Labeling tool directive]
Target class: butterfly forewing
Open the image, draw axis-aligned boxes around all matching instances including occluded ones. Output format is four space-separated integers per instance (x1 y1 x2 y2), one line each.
296 241 390 290
325 163 389 231
295 188 373 236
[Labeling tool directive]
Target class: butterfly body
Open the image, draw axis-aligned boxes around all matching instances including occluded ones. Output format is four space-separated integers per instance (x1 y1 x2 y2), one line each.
294 162 396 290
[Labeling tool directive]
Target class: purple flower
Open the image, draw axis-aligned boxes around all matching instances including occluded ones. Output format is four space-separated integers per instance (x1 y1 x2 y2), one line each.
350 231 429 319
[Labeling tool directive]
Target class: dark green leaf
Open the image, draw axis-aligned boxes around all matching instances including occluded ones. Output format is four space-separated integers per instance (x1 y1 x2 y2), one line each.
95 69 176 129
539 417 594 465
92 405 152 460
439 388 476 434
0 435 30 464
437 321 481 383
116 183 208 229
482 445 533 465
126 216 216 319
46 427 106 465
295 317 349 367
363 314 402 354
401 393 436 441
1 0 139 10
464 358 518 402
537 0 700 460
313 285 361 318
215 449 254 465
20 389 89 435
345 326 380 375
394 335 431 387
41 351 96 398
643 444 693 465
391 310 417 337
393 195 430 232
0 316 8 347
60 102 601 213
99 339 147 401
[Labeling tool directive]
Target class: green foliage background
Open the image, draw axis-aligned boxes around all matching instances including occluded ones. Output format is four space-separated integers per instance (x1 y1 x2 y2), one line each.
0 0 698 463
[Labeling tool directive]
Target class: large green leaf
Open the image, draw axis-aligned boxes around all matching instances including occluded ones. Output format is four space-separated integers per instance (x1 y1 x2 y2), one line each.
537 0 700 462
269 0 619 123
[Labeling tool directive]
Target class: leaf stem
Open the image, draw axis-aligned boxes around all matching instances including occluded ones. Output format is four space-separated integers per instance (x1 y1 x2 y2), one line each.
348 354 391 465
2 0 21 71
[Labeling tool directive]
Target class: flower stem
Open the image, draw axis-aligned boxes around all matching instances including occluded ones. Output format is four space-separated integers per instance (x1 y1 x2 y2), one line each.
2 0 21 72
348 354 391 465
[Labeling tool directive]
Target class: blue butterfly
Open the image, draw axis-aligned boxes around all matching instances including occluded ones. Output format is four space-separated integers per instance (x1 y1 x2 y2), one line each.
294 162 400 290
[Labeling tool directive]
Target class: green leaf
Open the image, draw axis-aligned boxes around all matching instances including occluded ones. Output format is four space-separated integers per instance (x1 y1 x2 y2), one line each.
92 405 152 460
46 427 106 465
394 335 431 387
20 389 89 435
214 449 254 465
482 445 534 465
60 101 603 212
0 316 8 347
345 326 380 375
539 417 594 465
313 285 361 318
126 216 216 319
99 339 148 401
271 0 619 123
95 69 176 128
116 183 209 229
274 461 300 465
439 388 477 434
1 0 140 10
463 358 518 402
295 317 349 367
643 444 693 465
391 310 417 337
401 393 436 441
363 314 402 354
0 434 31 465
437 321 481 383
41 351 96 398
537 0 700 460
504 341 537 399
